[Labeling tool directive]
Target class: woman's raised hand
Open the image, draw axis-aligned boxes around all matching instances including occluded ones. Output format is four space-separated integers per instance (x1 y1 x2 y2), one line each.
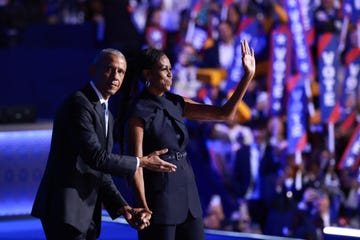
241 39 256 76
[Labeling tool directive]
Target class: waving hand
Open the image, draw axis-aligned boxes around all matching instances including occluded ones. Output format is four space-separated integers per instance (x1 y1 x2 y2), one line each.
241 39 256 77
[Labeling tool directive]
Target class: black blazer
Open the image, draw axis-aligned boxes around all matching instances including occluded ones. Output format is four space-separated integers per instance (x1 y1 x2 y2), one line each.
232 144 279 198
31 83 138 235
201 41 221 68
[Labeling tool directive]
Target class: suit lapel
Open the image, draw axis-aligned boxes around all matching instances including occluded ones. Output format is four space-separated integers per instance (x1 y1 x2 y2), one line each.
107 112 114 151
95 102 106 132
81 83 107 139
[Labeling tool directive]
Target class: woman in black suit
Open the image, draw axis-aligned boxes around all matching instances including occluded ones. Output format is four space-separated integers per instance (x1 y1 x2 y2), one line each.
127 40 255 240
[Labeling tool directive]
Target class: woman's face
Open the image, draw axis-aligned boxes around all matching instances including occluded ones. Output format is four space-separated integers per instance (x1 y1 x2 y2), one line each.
148 54 173 94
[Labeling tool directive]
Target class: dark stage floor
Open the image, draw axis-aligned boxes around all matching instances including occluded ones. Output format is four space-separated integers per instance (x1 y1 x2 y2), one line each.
0 216 297 240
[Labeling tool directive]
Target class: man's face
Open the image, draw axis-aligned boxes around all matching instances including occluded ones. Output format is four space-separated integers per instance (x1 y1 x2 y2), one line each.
253 128 267 144
218 22 233 43
95 53 127 100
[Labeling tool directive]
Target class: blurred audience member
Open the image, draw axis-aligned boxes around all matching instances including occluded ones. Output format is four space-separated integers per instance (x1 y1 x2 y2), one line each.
143 6 166 50
196 83 227 107
339 168 360 228
229 199 261 233
159 0 189 33
292 188 338 240
264 161 300 237
315 190 338 227
226 3 241 34
292 187 321 240
206 115 253 214
232 118 280 232
268 117 288 168
201 20 236 70
203 195 226 230
172 43 202 99
250 91 269 123
314 0 342 35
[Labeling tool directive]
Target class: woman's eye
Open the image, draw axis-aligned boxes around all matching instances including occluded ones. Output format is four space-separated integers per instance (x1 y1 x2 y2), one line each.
161 67 171 71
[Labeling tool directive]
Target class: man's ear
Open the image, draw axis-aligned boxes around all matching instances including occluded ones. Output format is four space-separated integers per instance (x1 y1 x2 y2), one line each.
89 64 96 78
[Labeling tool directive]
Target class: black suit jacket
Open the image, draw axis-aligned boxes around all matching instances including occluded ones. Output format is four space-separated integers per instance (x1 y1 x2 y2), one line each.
201 41 221 68
31 83 138 235
232 144 279 198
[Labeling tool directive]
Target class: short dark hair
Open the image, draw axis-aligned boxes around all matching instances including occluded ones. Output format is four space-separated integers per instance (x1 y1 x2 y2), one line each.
140 48 165 70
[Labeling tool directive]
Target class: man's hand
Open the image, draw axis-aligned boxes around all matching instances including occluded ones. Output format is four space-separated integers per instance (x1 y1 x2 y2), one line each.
140 148 177 172
118 205 152 230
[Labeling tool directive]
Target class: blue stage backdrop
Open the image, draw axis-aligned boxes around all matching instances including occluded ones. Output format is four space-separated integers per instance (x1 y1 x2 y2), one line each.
0 124 52 216
0 48 97 120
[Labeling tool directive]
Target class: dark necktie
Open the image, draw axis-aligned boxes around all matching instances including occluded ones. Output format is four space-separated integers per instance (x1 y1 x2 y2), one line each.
102 102 109 136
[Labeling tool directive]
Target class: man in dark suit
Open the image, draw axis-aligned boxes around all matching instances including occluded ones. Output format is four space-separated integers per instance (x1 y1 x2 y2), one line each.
232 119 280 232
31 48 177 240
201 20 236 70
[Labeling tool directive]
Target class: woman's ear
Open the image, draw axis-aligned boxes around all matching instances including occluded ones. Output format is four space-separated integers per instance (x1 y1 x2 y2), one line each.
143 69 151 79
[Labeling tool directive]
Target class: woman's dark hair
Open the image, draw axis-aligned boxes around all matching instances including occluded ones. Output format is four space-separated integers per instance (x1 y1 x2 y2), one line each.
140 47 165 70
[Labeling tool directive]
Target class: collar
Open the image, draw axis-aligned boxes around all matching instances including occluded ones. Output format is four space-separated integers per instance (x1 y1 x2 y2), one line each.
90 81 108 106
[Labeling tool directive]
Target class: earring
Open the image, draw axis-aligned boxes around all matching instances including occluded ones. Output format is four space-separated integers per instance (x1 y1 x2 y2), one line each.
145 80 150 88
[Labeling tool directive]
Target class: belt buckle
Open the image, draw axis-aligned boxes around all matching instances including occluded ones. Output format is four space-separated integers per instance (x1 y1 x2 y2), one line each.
176 152 182 161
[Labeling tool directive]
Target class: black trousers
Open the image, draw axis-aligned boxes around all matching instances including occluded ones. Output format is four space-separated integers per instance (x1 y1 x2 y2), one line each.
41 219 97 240
138 211 204 240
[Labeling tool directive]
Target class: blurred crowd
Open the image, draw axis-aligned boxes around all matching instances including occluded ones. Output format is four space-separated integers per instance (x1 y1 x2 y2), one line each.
1 0 360 239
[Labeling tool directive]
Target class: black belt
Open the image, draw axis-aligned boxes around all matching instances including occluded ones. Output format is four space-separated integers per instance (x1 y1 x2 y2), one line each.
161 151 187 161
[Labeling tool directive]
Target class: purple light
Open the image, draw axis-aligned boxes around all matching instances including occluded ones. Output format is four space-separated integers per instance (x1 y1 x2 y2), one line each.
0 129 51 216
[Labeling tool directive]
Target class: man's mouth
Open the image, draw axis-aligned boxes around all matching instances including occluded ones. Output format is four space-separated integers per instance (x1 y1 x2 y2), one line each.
110 80 119 87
